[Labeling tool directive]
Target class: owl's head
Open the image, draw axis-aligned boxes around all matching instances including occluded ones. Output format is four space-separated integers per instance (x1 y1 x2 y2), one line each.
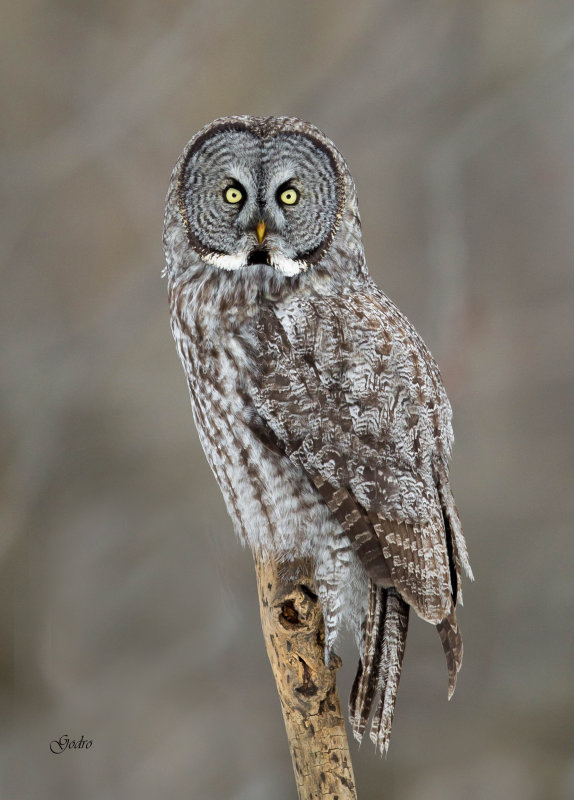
164 116 363 280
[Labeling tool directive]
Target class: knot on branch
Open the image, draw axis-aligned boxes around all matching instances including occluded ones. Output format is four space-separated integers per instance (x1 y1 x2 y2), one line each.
254 555 357 799
280 599 301 627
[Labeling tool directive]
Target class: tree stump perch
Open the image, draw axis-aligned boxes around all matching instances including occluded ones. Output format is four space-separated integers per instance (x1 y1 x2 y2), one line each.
254 555 357 800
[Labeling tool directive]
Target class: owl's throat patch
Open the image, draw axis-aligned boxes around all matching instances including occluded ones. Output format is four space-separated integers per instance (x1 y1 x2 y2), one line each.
247 248 272 267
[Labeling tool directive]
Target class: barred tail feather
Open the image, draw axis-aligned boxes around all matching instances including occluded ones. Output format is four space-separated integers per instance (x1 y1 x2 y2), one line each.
436 611 463 699
349 584 409 756
370 588 409 755
349 581 384 742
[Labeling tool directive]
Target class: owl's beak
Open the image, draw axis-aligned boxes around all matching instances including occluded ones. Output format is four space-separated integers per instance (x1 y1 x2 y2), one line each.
256 221 266 244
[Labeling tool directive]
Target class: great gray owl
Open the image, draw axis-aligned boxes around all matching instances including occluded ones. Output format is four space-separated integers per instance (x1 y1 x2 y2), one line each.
163 115 473 754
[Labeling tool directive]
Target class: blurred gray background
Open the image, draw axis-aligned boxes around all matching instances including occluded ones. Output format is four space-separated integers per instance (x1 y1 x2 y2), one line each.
2 2 573 798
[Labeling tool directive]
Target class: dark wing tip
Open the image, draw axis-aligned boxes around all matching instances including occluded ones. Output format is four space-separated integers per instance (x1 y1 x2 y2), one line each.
436 612 463 699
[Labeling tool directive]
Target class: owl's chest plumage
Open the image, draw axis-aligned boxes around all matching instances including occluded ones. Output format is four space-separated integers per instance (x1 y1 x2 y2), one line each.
168 268 336 557
169 263 450 550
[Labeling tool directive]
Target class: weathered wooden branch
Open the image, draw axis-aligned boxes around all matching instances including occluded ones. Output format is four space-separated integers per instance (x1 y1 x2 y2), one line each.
254 555 357 800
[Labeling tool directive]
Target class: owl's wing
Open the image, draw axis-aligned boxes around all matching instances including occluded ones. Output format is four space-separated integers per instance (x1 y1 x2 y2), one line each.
244 286 471 750
248 286 469 623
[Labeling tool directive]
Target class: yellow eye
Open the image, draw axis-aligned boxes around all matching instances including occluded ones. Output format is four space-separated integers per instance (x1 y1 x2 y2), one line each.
279 187 299 205
224 186 243 204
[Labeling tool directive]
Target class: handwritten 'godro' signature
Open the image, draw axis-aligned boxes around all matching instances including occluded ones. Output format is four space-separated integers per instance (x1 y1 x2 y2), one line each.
50 734 93 754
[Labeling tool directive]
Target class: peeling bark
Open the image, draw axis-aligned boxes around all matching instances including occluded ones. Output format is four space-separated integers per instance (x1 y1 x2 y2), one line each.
254 556 357 800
